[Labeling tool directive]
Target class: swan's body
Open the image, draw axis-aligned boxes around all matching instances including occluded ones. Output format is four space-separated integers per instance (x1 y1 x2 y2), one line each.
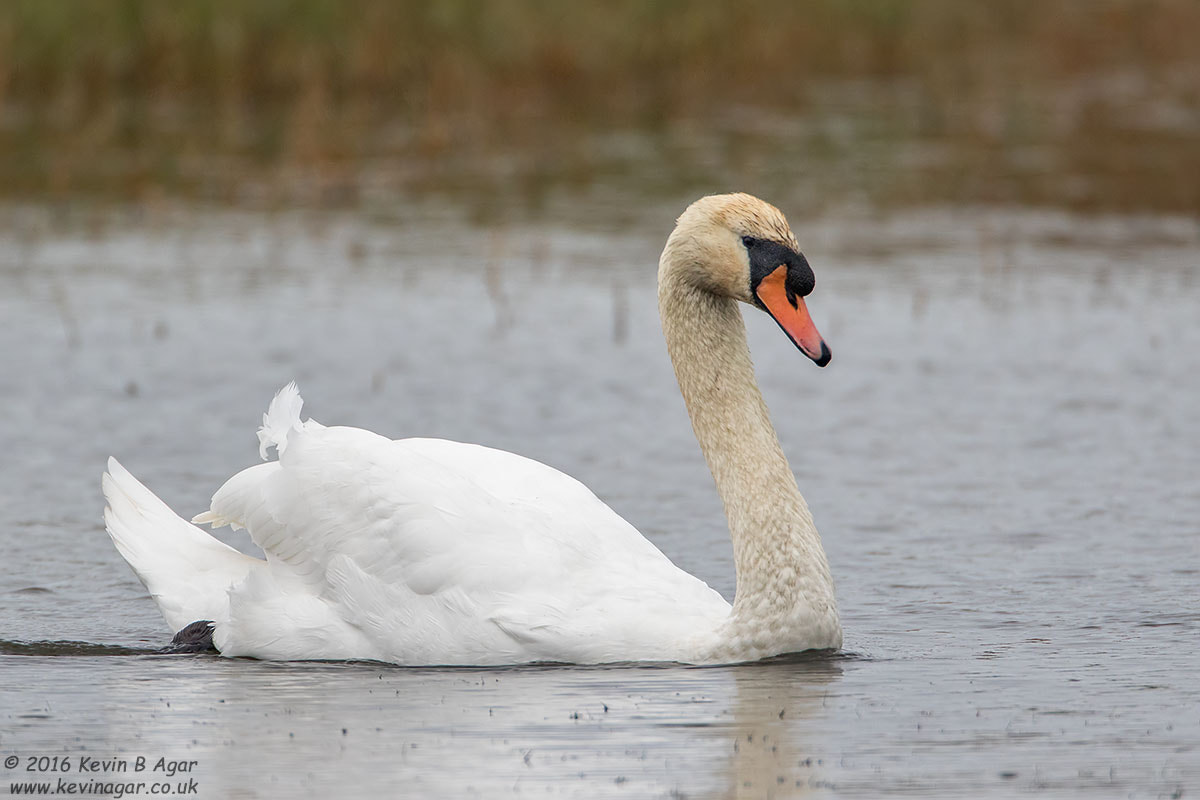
103 193 841 665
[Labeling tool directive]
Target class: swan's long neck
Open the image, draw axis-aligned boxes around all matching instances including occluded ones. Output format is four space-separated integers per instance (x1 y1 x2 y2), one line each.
658 262 841 657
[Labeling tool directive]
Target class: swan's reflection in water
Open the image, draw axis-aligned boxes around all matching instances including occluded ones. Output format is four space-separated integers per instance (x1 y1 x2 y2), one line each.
16 652 843 797
722 654 841 798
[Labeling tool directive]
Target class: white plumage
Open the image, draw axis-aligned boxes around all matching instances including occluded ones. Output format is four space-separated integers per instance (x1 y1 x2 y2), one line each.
103 193 842 665
106 396 730 664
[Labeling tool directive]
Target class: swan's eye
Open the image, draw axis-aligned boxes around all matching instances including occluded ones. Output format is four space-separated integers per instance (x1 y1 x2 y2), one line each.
741 236 756 249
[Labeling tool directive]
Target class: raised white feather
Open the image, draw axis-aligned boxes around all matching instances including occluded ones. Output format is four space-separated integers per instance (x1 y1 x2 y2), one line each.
256 380 308 459
101 193 842 665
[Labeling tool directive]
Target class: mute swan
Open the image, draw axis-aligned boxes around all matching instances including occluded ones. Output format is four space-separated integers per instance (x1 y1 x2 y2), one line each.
102 193 841 665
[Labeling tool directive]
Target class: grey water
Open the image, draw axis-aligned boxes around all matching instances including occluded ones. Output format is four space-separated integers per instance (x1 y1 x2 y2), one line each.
1 201 1198 797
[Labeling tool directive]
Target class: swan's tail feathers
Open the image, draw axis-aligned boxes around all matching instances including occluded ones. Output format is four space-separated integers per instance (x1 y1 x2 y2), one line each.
102 457 261 633
258 381 304 460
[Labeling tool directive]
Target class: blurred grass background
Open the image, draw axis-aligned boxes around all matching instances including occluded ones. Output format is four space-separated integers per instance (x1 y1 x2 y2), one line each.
1 0 1198 216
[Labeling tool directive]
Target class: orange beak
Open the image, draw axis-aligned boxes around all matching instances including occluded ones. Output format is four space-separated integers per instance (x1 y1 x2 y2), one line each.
754 265 831 367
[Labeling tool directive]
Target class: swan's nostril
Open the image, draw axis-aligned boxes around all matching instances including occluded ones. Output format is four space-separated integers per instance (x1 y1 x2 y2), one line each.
783 269 799 309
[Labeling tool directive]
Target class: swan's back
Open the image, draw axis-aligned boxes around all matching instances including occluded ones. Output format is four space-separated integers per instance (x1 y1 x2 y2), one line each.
198 421 729 664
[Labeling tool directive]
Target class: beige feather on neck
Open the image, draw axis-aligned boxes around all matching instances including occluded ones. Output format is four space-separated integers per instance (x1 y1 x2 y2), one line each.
658 193 841 661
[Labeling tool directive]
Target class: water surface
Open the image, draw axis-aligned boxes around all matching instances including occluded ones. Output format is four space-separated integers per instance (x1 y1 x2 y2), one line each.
1 202 1197 797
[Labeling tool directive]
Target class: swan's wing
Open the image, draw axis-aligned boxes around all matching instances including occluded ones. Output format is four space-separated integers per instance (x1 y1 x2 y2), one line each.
197 424 728 663
206 425 675 591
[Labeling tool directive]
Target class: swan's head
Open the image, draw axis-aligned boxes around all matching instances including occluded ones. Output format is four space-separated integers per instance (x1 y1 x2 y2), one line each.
661 193 830 367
